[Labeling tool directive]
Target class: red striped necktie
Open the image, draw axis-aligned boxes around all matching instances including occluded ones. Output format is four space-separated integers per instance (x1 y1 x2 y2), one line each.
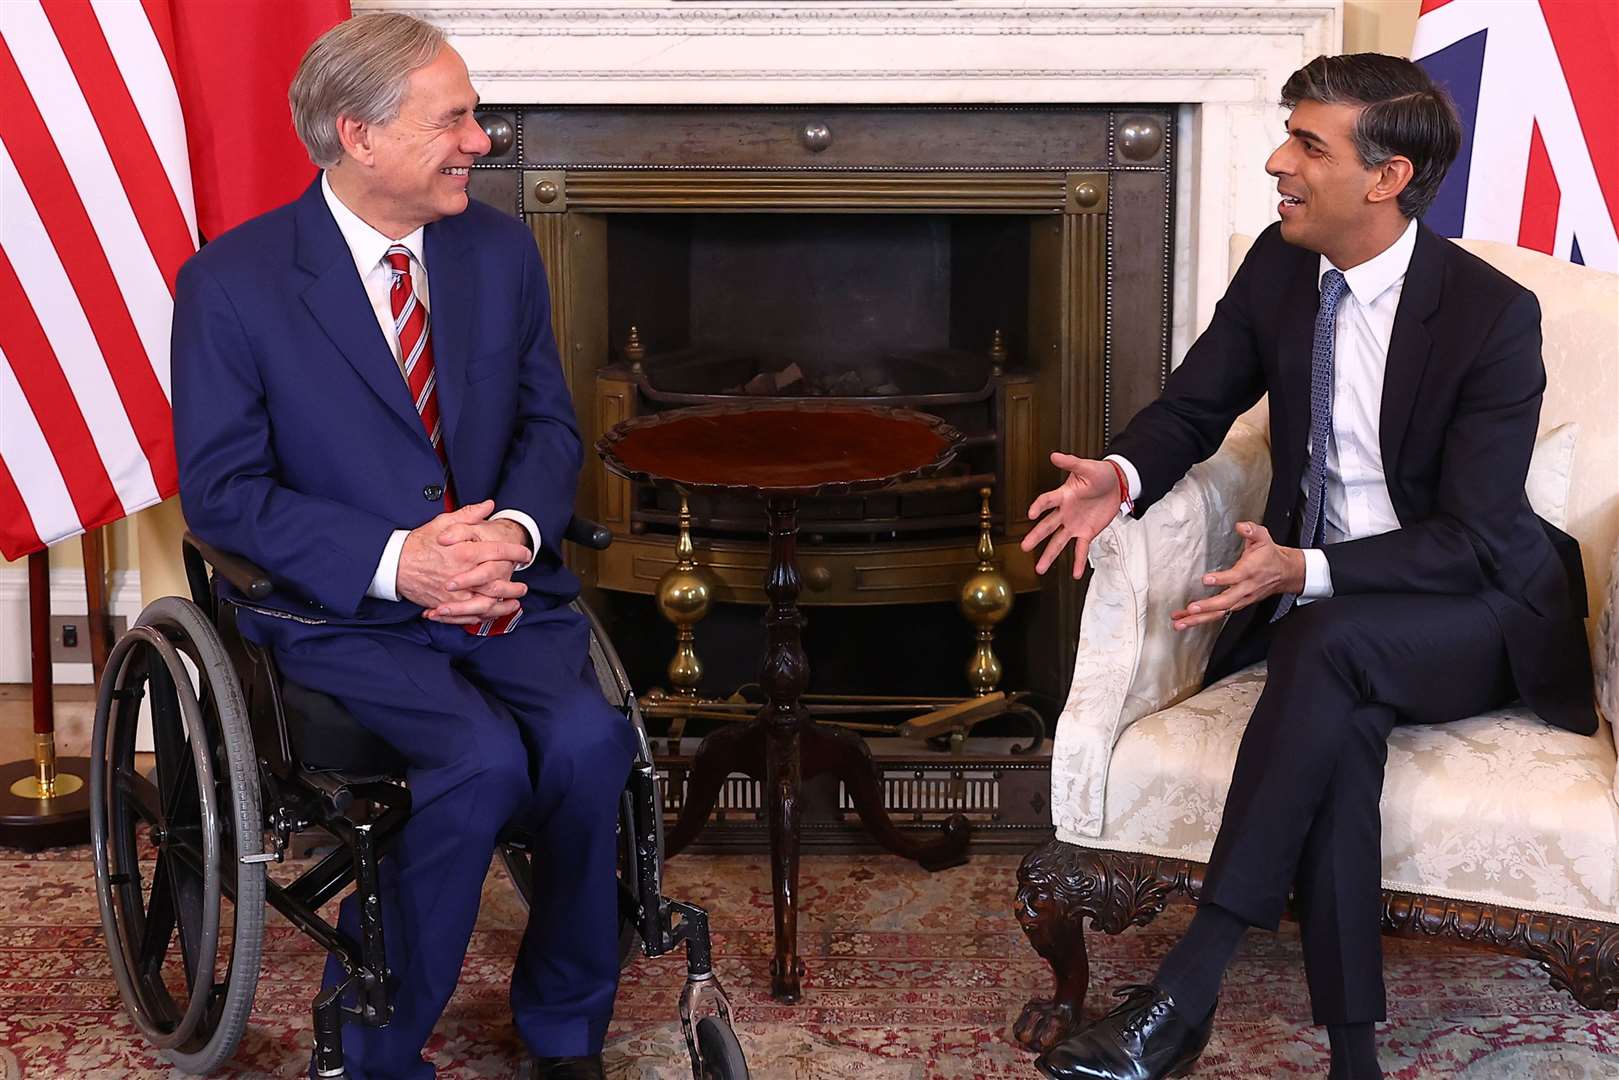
385 245 520 636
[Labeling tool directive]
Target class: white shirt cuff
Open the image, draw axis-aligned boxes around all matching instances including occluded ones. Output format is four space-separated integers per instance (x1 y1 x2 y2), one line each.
1301 548 1333 599
490 508 541 571
1103 454 1142 502
368 529 409 602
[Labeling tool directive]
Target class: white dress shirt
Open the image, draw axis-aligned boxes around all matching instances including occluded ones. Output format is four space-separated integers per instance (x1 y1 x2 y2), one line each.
320 174 540 602
1108 217 1418 600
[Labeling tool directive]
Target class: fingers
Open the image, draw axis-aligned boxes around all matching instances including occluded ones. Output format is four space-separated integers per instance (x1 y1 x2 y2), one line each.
437 522 478 546
448 499 496 523
1235 520 1271 544
469 578 528 601
1172 582 1257 629
445 559 518 591
460 540 532 567
1025 488 1060 523
1020 507 1065 551
426 595 521 621
1050 451 1088 471
1034 525 1078 576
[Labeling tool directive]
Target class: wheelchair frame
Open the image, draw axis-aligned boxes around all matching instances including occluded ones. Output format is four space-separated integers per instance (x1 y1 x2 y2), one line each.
87 522 745 1078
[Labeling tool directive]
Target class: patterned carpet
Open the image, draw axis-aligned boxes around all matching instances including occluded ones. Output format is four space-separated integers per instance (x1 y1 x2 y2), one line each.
1 844 1617 1078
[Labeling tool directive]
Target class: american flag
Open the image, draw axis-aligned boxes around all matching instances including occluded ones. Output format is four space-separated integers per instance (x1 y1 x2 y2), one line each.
1412 0 1618 271
0 0 345 561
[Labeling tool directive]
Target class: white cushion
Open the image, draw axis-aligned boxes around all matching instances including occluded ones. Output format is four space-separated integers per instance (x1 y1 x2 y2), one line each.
1527 422 1578 531
1067 663 1619 922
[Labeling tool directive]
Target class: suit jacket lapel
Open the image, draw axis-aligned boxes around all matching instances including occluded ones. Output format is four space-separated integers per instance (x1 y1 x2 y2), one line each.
293 182 424 440
1379 224 1443 518
424 218 473 463
1275 257 1320 502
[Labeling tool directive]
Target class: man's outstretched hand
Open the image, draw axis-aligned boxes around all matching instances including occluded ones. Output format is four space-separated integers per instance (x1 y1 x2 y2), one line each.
1020 453 1126 579
397 500 532 624
1171 521 1305 630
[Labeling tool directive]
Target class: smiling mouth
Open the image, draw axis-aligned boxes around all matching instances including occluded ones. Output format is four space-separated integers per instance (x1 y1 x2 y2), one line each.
1280 194 1304 207
441 167 470 177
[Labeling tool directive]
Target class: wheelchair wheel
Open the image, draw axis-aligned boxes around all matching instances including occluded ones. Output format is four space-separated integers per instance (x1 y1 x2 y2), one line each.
696 1016 749 1080
89 597 266 1075
498 597 653 968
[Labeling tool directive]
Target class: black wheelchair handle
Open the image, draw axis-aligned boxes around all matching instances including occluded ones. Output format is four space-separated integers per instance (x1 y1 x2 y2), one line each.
184 531 273 600
183 515 611 602
563 515 612 551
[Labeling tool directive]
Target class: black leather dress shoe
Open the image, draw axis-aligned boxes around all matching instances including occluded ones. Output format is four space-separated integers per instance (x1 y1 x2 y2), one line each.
526 1055 605 1080
1034 984 1214 1080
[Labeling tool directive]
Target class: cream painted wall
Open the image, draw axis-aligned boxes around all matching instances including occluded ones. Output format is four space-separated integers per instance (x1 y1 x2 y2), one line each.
1343 0 1422 55
20 1 1424 612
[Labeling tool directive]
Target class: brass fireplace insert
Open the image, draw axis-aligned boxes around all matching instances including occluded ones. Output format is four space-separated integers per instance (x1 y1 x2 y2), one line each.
466 105 1174 707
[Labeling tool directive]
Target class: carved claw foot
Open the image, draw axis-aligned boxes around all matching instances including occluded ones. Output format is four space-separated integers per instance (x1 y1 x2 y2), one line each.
1013 995 1081 1052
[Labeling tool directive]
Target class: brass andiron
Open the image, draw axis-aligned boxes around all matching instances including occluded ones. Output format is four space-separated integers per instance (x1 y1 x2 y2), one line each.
655 494 713 699
624 323 647 374
959 487 1013 696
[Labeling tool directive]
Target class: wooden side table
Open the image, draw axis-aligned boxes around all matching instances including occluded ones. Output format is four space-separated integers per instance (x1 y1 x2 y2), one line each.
599 402 973 1001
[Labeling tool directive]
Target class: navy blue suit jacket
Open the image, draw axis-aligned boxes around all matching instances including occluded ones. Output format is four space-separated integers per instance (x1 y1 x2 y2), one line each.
173 179 582 625
1108 223 1594 734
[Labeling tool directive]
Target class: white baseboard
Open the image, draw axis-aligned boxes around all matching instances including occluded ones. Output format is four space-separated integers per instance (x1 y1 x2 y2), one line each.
0 568 144 684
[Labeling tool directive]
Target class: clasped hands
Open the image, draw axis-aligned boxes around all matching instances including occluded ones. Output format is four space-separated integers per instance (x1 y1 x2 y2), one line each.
396 500 532 625
1019 452 1306 630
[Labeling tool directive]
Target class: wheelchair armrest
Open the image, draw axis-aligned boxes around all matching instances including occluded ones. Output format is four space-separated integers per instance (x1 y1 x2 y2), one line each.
183 532 273 601
564 515 612 551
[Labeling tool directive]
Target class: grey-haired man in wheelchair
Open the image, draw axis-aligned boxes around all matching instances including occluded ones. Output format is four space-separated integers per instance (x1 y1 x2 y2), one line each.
169 14 635 1080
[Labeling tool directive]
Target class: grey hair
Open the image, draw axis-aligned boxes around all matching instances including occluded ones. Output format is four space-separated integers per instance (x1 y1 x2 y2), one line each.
289 14 446 169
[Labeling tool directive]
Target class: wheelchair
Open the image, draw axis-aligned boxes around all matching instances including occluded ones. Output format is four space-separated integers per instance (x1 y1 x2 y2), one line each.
88 518 748 1079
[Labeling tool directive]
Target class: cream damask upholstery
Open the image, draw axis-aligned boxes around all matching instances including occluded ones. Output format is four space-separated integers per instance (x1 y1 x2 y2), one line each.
1050 237 1619 922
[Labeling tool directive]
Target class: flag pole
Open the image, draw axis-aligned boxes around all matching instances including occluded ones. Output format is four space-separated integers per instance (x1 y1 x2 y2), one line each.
0 549 91 849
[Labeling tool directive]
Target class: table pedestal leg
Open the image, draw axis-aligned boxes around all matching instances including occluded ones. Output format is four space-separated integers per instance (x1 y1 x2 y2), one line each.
662 493 972 1002
801 721 970 872
759 495 810 1001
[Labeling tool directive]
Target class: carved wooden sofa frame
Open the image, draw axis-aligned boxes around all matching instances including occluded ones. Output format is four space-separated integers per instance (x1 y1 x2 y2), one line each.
1011 846 1619 1051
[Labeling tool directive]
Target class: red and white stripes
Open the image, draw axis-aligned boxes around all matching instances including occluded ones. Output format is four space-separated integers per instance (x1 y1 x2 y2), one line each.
0 0 195 560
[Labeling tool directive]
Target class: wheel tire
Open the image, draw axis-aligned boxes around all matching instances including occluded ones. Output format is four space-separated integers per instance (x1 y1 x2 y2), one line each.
696 1016 749 1080
90 596 265 1074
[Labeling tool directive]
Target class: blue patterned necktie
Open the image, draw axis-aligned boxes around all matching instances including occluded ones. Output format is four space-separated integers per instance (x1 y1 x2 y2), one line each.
1273 268 1349 622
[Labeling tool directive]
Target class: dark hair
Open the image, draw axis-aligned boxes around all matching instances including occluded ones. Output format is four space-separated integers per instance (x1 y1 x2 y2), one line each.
1281 53 1462 219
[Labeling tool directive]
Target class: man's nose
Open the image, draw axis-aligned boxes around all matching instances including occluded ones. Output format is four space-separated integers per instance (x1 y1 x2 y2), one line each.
1265 142 1291 178
463 114 492 157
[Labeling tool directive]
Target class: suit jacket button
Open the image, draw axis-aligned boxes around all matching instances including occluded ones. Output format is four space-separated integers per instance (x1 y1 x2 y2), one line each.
423 484 444 501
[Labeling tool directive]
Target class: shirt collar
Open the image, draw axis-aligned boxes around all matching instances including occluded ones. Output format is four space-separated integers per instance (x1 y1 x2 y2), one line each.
320 171 426 278
1318 217 1417 305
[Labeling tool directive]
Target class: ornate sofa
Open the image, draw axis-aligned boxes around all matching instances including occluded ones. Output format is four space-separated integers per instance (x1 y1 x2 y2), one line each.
1013 237 1619 1051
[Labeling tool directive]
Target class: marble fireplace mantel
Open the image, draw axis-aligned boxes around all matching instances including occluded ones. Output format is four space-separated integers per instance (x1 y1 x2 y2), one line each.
355 0 1344 358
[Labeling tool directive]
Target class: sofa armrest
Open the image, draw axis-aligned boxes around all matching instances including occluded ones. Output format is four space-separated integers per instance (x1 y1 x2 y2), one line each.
1051 411 1274 839
1598 544 1619 809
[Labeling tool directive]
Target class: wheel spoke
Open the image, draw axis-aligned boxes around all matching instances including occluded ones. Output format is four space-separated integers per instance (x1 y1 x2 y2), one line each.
115 769 163 827
148 659 186 806
160 746 199 831
168 851 207 994
137 853 177 980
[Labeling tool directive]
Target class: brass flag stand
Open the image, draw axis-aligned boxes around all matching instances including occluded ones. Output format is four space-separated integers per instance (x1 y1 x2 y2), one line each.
0 536 107 849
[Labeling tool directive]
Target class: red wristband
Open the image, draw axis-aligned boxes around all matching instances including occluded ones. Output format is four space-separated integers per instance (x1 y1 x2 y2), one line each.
1107 459 1134 516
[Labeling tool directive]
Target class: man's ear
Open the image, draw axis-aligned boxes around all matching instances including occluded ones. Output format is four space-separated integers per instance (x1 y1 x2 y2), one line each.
334 115 373 168
1368 155 1414 207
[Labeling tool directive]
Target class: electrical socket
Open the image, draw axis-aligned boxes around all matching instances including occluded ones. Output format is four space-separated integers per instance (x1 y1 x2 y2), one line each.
49 614 129 663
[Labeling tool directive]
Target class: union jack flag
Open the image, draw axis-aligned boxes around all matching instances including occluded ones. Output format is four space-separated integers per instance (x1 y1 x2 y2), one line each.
1412 0 1617 271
